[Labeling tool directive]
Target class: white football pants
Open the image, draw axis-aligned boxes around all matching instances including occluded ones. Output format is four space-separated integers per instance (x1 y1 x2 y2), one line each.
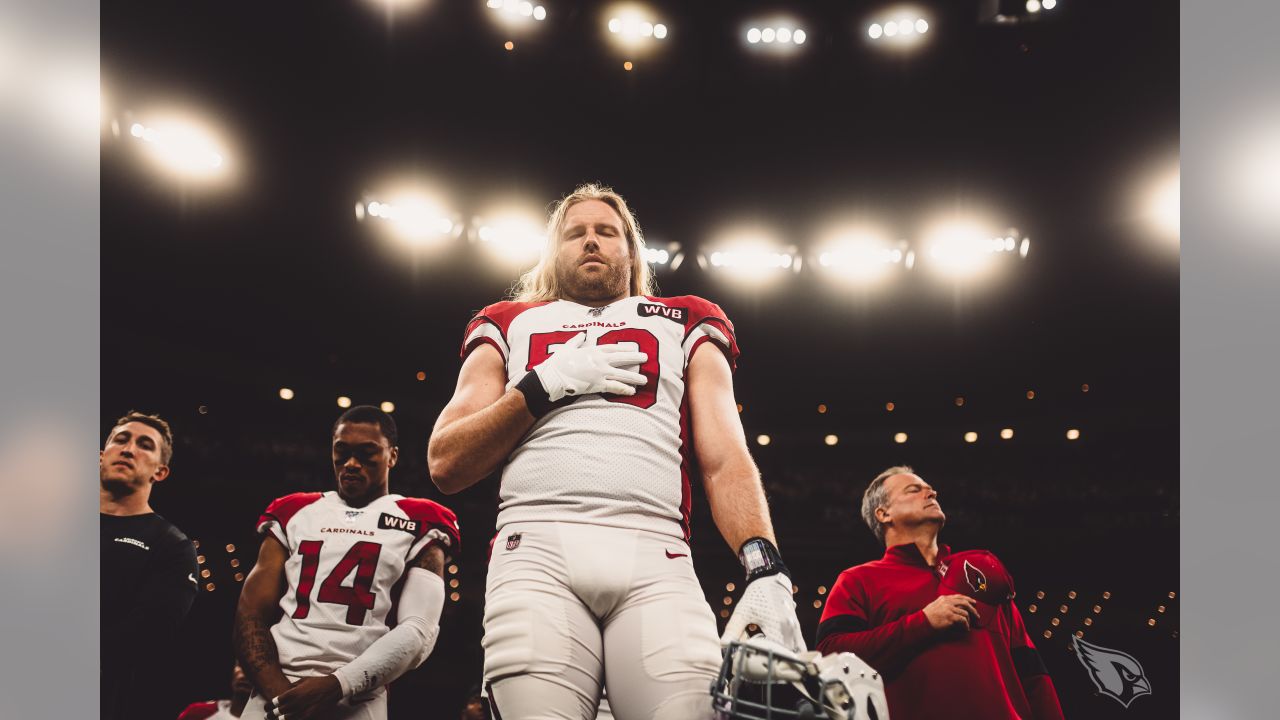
483 522 721 720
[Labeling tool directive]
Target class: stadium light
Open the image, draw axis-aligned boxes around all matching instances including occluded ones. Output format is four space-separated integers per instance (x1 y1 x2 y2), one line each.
700 230 800 285
605 4 668 53
642 240 684 270
1145 167 1180 243
126 112 231 182
813 225 909 285
357 183 460 249
865 7 931 48
744 18 808 52
922 218 1026 279
485 0 548 24
473 207 546 267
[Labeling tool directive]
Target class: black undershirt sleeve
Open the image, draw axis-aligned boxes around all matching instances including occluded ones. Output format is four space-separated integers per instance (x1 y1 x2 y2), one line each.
1012 646 1048 678
815 614 869 646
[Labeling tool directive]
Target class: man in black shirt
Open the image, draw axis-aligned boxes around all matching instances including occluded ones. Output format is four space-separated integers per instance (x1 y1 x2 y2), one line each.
101 411 199 720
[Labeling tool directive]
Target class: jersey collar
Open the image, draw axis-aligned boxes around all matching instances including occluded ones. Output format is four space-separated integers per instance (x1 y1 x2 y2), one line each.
884 542 953 567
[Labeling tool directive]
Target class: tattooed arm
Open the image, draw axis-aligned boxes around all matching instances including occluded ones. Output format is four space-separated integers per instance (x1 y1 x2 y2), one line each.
233 535 293 699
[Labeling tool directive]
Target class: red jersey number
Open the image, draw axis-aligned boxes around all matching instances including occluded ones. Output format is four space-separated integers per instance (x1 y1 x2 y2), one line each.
526 330 659 409
292 540 383 625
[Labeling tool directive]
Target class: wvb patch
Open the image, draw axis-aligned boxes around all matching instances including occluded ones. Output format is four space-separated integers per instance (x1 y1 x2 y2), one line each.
637 303 686 324
1073 637 1152 708
378 513 419 536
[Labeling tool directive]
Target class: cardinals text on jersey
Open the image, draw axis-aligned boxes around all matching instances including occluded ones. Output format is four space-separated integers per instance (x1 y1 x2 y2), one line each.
256 491 461 677
460 295 738 540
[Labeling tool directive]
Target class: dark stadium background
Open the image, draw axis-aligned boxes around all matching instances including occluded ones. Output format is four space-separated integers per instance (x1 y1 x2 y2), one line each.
102 1 1178 718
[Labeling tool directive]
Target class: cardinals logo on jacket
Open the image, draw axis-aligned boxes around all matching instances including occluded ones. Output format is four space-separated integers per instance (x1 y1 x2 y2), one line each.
1073 637 1152 707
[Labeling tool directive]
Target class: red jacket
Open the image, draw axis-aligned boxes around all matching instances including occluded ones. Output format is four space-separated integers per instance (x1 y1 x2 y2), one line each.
816 543 1064 720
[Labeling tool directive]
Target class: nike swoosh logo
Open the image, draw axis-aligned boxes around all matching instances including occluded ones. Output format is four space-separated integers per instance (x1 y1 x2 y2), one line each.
665 550 688 559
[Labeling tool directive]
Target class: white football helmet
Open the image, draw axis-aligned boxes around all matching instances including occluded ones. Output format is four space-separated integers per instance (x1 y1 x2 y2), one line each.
711 638 890 720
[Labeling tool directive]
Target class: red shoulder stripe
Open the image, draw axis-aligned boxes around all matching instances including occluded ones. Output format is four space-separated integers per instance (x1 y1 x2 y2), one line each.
257 492 323 542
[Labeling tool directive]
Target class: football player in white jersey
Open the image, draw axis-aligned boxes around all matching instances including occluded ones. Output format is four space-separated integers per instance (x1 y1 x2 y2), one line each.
234 405 461 720
429 183 804 720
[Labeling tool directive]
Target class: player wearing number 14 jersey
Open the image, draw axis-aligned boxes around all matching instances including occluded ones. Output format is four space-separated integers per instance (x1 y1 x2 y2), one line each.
234 406 460 720
429 184 805 720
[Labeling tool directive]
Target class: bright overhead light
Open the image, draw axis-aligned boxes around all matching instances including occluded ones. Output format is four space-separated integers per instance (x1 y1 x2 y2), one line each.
815 227 906 285
605 7 668 51
746 22 808 51
756 434 771 446
127 113 231 181
337 396 352 408
474 209 546 266
1000 428 1014 440
894 432 908 444
1066 428 1081 441
362 184 458 248
923 218 1012 278
643 247 670 264
703 232 799 284
1026 0 1042 13
642 241 683 269
824 434 839 446
867 14 931 47
488 0 545 22
381 401 396 413
1043 0 1058 9
1145 168 1180 243
964 431 978 443
279 388 295 400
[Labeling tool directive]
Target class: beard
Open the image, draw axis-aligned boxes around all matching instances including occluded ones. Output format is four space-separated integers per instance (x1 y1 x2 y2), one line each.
557 255 630 303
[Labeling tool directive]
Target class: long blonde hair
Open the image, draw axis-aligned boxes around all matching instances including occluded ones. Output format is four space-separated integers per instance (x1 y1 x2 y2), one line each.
511 183 655 302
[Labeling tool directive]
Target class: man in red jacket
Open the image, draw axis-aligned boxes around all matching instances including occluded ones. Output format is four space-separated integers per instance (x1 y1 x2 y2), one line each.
816 466 1065 720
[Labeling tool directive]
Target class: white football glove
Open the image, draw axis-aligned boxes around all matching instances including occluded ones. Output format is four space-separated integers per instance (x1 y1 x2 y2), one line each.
720 573 807 654
532 332 648 401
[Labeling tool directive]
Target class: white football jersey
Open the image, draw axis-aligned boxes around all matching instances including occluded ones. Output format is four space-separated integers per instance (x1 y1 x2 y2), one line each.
256 491 460 677
460 295 739 540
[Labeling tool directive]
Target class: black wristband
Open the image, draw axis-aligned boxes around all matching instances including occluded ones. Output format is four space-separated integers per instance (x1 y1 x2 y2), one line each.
515 371 556 419
738 537 789 584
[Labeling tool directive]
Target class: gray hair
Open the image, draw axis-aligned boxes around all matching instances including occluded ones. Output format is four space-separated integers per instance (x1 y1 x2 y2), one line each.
862 465 914 543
